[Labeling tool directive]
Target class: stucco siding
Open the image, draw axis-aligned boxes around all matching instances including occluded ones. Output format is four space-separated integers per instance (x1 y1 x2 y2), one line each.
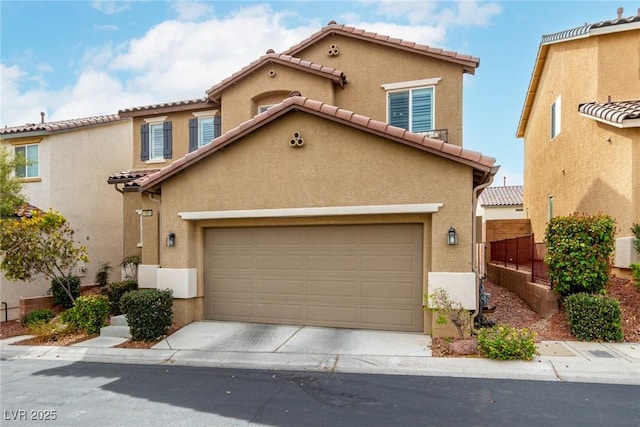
291 35 465 146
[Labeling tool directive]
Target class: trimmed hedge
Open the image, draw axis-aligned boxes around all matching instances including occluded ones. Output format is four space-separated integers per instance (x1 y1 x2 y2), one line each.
51 275 81 308
564 293 623 342
101 280 138 315
61 295 110 334
120 289 173 341
22 308 55 327
544 214 615 297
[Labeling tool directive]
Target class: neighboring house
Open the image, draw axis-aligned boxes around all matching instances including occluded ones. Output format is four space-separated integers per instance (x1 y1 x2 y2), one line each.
1 114 131 321
516 8 640 275
476 185 524 241
109 22 499 334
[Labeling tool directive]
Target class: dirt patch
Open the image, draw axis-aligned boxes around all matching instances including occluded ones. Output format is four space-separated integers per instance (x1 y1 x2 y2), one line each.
0 320 29 339
13 332 97 346
432 276 639 357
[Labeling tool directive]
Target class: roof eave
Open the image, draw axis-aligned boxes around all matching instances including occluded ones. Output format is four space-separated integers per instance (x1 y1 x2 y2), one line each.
118 101 216 118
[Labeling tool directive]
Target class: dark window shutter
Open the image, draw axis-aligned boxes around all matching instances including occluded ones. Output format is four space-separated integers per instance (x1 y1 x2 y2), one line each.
214 115 221 139
163 121 172 159
140 124 150 161
188 118 198 152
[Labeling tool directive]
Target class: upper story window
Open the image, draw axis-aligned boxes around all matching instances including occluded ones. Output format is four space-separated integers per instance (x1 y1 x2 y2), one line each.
189 111 221 152
550 95 561 139
258 104 274 114
141 116 172 162
382 78 440 133
14 144 39 178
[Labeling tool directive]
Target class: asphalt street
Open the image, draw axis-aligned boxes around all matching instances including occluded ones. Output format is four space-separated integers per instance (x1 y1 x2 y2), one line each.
1 358 638 427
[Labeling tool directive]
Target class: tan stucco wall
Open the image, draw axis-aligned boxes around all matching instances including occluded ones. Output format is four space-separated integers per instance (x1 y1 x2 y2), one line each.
140 111 477 328
1 120 132 320
220 63 336 132
522 32 640 240
290 35 466 146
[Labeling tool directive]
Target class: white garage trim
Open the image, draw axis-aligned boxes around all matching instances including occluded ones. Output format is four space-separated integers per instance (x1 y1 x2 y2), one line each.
179 203 443 220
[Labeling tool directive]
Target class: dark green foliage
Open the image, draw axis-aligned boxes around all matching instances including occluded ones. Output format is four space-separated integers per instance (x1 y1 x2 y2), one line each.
564 293 623 342
61 295 110 334
21 308 55 326
544 214 615 296
101 280 138 315
631 264 640 290
119 289 173 342
631 223 640 255
51 276 81 308
94 262 112 287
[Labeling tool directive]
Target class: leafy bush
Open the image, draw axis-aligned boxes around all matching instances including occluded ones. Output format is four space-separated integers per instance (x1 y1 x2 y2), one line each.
477 325 537 360
95 262 112 287
101 280 138 315
51 275 81 308
564 293 623 342
22 308 55 326
61 295 110 334
120 289 173 341
544 214 615 297
631 223 640 255
26 318 75 337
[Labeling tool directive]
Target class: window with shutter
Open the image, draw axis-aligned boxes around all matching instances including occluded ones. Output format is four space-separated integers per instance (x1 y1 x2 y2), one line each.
199 117 215 147
150 123 164 160
387 87 434 133
189 114 221 152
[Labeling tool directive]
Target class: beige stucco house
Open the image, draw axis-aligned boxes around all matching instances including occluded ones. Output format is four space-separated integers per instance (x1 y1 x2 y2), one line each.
516 9 640 275
109 23 499 334
1 115 131 320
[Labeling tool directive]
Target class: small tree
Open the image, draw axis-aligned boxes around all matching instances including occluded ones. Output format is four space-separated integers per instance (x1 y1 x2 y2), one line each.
544 213 615 297
426 288 472 339
0 209 88 305
0 146 28 217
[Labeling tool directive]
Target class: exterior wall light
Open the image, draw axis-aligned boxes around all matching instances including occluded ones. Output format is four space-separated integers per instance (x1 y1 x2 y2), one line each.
166 232 176 247
447 226 458 245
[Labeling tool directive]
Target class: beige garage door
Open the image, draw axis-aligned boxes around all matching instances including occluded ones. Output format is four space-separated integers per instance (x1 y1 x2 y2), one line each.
203 224 424 331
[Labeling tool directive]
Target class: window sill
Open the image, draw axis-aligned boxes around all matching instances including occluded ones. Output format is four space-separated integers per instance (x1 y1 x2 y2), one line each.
146 159 167 165
17 177 42 183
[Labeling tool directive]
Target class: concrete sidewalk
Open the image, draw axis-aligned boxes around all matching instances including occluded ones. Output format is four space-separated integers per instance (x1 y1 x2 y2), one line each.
1 321 638 385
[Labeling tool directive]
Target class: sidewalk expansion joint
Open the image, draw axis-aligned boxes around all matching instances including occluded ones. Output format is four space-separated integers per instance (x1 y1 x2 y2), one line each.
273 326 303 353
548 360 565 382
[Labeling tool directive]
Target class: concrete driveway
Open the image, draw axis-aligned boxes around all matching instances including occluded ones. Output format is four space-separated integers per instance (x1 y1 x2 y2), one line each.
152 321 432 357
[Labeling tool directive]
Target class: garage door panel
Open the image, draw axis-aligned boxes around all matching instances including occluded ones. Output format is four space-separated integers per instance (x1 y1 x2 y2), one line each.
204 224 424 332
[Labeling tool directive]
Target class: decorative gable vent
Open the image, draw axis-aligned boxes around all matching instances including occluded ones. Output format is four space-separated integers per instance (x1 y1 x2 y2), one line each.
289 132 304 147
328 44 340 56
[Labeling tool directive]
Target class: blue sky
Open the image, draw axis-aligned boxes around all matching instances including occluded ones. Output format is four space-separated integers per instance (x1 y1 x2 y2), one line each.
1 1 637 185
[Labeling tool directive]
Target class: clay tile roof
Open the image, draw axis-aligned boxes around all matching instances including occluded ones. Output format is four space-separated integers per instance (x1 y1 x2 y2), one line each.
107 169 160 184
125 96 497 192
479 186 523 207
542 13 640 43
283 23 479 74
206 53 346 100
578 100 640 127
1 114 121 136
118 98 213 117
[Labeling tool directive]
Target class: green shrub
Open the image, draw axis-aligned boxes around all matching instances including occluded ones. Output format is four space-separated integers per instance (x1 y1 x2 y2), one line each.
631 264 640 290
544 214 615 297
95 262 112 287
26 318 75 337
564 293 623 342
22 308 55 326
51 275 81 308
120 289 173 341
477 325 537 360
61 295 110 334
101 280 138 315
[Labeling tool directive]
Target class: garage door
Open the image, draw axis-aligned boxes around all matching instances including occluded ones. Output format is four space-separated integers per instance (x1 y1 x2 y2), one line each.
203 224 424 331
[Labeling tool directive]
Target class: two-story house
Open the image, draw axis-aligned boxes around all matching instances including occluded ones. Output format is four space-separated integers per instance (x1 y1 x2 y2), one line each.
1 114 131 321
109 22 499 335
516 8 640 277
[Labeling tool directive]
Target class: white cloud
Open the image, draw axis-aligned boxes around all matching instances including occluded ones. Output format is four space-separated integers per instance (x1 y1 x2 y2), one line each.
90 1 131 15
94 24 120 32
171 0 214 21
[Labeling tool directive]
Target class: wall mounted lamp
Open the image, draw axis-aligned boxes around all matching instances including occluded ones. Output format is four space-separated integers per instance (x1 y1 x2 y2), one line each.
447 226 458 245
166 232 176 247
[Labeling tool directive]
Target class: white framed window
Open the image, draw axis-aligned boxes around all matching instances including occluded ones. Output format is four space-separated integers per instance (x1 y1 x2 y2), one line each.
141 116 172 162
383 78 440 133
14 144 39 178
551 95 561 139
189 111 220 152
258 104 274 114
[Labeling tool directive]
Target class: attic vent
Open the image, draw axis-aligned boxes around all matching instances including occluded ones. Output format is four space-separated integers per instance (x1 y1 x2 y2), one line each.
268 69 276 77
289 131 304 147
328 44 340 56
289 90 302 97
